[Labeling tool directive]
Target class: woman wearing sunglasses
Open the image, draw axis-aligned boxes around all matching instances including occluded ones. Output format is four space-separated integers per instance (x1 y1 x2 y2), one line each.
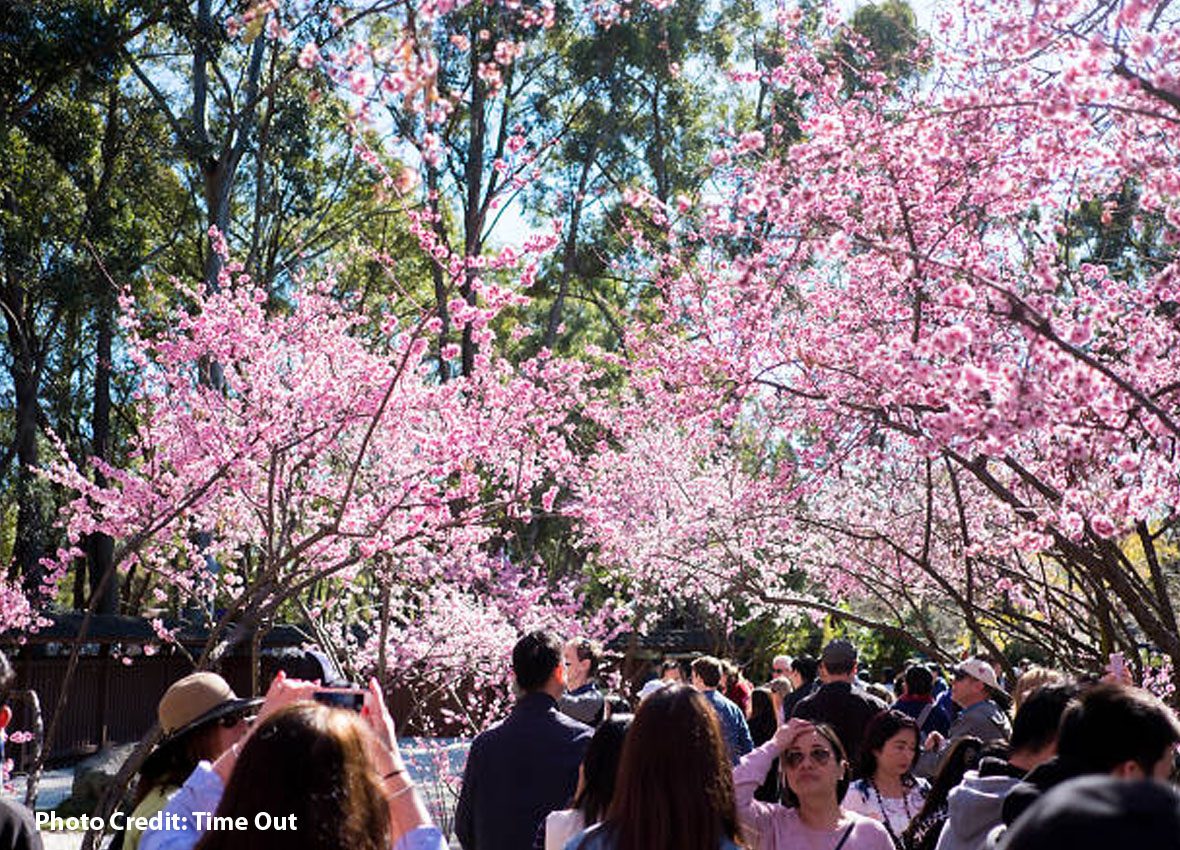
734 718 893 850
123 673 261 850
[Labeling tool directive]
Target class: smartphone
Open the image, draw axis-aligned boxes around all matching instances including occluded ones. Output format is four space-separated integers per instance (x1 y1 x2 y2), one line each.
313 688 365 711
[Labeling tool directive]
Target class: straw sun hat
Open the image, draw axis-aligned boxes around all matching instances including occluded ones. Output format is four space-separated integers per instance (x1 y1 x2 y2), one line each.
157 672 262 742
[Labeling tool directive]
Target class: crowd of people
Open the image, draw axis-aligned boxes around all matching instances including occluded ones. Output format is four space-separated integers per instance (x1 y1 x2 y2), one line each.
4 633 1180 850
460 632 1180 850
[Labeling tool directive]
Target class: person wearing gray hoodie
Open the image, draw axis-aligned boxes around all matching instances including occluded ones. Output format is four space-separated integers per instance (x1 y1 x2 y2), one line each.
935 683 1077 850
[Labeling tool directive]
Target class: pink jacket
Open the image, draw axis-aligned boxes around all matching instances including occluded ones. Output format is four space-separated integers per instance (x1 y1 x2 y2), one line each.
733 740 895 850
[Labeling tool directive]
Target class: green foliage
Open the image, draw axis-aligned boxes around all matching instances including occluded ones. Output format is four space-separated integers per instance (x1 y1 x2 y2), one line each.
836 0 926 90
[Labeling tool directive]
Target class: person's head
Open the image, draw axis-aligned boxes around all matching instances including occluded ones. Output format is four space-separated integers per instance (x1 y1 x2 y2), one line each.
1057 683 1180 780
604 685 742 850
139 671 258 803
159 672 258 760
1008 682 1079 770
193 703 388 850
903 664 934 699
856 710 919 783
564 638 603 691
1011 666 1068 715
819 640 857 681
997 775 1180 850
772 654 793 679
513 629 565 696
691 656 723 691
750 687 775 723
769 678 792 700
660 659 683 682
574 714 633 824
790 655 818 690
951 657 1007 709
720 659 742 690
781 723 850 810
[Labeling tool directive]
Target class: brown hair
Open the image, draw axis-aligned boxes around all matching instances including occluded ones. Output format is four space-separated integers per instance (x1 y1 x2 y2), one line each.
691 656 724 688
600 684 743 850
193 703 389 850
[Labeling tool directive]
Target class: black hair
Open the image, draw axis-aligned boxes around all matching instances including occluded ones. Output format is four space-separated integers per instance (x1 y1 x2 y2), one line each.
791 655 818 682
1057 683 1180 775
904 665 934 697
570 638 604 677
513 630 563 692
575 714 633 823
856 710 920 781
1009 682 1079 754
748 688 777 745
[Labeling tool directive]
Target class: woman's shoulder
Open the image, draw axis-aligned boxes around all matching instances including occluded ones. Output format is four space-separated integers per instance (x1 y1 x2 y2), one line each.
547 809 587 850
565 825 742 850
844 778 874 804
842 811 896 849
563 823 609 850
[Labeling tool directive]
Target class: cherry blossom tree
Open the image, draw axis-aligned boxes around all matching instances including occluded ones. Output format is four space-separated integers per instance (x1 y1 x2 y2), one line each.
579 0 1180 682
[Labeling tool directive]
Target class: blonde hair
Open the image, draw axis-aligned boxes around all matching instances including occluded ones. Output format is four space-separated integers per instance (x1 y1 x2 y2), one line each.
1011 666 1067 714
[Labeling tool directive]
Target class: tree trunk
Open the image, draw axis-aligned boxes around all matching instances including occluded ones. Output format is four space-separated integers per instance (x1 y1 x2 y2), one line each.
4 296 45 596
85 295 117 614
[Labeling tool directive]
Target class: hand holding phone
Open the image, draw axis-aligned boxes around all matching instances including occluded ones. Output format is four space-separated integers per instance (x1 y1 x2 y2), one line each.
1108 652 1128 683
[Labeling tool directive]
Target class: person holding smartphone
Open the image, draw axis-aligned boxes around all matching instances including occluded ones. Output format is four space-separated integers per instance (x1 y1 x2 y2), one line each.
141 673 445 850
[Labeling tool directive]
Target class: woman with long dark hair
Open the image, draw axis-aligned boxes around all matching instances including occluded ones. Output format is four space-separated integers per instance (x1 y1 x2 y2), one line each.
541 714 632 849
747 688 780 803
564 684 744 850
844 711 929 846
733 718 893 850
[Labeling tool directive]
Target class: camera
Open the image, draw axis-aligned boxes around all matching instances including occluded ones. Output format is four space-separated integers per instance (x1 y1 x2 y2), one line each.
313 688 365 711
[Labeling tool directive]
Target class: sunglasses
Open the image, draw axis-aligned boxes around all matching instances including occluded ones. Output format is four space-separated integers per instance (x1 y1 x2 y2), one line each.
219 713 253 728
783 746 835 769
773 667 790 674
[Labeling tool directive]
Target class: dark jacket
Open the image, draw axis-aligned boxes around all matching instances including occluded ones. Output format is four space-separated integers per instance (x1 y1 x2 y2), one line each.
455 692 592 850
1000 756 1082 826
893 695 953 738
558 681 605 727
780 678 819 719
791 680 888 764
0 799 41 850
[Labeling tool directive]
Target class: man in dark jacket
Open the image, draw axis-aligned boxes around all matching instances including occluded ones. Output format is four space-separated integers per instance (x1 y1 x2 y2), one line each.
455 630 592 850
999 682 1180 828
791 639 887 764
558 637 605 726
